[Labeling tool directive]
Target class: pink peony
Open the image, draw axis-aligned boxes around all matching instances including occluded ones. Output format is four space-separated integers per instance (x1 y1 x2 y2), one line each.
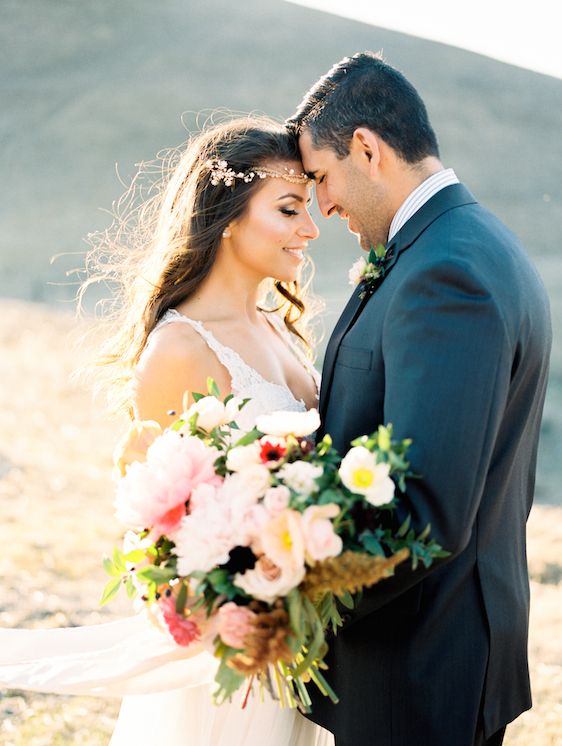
173 483 238 575
160 594 200 647
114 431 222 538
301 503 343 562
217 602 256 649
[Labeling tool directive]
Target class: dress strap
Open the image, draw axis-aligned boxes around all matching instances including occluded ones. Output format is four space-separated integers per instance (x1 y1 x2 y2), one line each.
152 309 262 393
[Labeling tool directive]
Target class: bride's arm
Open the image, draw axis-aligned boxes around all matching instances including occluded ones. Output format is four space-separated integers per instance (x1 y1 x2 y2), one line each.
132 322 230 428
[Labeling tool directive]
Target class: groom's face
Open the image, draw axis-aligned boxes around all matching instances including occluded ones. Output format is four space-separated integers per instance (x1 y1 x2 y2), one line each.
298 130 389 252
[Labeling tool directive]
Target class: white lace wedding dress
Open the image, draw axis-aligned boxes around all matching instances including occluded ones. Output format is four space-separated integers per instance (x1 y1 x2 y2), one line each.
0 309 334 746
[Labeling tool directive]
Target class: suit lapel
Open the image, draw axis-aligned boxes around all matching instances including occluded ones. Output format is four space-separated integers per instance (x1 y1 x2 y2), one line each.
319 285 367 421
319 183 478 423
382 183 477 273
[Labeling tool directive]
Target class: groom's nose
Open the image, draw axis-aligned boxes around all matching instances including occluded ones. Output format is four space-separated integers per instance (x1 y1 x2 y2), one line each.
316 186 337 219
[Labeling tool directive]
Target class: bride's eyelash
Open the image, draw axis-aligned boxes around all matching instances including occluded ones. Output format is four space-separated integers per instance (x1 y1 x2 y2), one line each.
280 208 298 216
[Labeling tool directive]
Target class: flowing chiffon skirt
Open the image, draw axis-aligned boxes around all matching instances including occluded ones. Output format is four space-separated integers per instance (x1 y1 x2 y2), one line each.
0 614 334 745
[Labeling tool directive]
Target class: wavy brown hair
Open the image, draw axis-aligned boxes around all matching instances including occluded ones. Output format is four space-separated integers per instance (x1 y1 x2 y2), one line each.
78 116 320 414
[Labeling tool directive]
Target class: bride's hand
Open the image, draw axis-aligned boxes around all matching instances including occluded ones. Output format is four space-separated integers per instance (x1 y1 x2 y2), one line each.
114 419 163 477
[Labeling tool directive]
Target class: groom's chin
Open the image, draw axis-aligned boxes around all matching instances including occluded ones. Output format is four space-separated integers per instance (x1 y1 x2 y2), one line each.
358 234 371 252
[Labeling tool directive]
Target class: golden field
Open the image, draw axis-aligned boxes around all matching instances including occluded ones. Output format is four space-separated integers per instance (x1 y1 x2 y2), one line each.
0 300 560 745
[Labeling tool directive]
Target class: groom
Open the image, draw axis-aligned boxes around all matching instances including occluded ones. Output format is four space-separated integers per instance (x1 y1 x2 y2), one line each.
288 52 551 746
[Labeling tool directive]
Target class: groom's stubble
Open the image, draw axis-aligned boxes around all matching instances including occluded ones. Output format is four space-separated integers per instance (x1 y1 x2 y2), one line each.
343 159 392 252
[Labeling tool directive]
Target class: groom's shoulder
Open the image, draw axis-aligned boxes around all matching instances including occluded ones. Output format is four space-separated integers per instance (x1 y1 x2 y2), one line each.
417 193 530 277
393 198 547 321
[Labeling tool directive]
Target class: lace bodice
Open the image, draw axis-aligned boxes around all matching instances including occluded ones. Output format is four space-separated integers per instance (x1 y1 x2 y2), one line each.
152 309 320 430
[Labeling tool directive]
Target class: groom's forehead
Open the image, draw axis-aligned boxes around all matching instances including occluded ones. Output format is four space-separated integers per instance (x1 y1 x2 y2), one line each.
298 131 331 175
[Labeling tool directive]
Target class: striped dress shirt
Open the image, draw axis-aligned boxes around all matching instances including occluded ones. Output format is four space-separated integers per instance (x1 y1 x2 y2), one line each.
387 168 459 242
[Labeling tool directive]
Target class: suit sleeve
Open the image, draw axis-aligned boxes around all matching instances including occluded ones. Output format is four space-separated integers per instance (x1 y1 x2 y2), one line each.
343 251 513 625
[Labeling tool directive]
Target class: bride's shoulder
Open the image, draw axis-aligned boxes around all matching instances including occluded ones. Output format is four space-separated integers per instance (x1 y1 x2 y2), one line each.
139 317 207 368
133 317 231 423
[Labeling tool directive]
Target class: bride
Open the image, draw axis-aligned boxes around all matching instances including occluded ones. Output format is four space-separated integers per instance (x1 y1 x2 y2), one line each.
0 116 334 745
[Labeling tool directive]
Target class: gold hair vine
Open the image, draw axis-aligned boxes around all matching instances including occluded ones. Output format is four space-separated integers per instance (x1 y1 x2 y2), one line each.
205 159 309 187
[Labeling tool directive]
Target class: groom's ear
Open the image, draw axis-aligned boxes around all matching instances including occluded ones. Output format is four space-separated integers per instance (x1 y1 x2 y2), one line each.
350 128 381 178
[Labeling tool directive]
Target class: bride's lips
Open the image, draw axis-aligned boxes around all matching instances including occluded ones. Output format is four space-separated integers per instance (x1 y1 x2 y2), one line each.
283 246 306 261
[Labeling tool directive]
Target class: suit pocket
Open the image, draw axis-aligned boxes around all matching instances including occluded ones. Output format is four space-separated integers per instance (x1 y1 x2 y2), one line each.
336 344 373 371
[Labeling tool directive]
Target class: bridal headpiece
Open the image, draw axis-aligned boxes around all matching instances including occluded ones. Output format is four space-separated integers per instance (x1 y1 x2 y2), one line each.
205 158 310 187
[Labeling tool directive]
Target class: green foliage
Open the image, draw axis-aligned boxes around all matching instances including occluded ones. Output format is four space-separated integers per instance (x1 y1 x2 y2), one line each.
207 568 239 600
213 645 246 705
231 428 261 447
99 577 122 606
175 581 188 614
207 377 220 398
135 565 176 584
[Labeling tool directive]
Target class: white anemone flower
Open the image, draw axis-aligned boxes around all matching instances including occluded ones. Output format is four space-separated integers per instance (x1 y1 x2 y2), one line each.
339 446 395 506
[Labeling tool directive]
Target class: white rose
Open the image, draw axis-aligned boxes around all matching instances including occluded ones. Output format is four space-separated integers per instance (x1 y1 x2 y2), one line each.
263 486 291 515
185 396 226 432
222 465 271 503
277 461 323 497
348 256 366 286
255 408 320 438
226 442 261 472
339 446 395 506
234 555 305 604
225 396 244 423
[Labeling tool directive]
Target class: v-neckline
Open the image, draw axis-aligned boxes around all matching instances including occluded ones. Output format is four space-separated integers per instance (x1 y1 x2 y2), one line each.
164 310 310 406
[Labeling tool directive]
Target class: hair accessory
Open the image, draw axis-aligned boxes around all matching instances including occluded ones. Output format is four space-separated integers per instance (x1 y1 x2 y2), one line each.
205 159 309 187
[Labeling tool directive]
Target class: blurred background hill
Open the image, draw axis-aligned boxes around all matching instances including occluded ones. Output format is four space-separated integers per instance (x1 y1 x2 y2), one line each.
0 1 561 743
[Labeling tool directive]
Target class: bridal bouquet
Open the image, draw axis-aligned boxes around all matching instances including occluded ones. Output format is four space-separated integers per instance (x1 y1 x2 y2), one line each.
103 381 446 711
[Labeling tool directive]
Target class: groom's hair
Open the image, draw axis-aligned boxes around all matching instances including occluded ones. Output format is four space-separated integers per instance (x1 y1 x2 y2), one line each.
287 51 439 163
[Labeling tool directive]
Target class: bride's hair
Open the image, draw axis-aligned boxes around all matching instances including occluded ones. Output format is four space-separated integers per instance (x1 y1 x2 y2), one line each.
78 115 320 415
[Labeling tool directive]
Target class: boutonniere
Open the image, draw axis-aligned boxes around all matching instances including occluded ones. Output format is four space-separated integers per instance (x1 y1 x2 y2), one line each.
348 243 391 299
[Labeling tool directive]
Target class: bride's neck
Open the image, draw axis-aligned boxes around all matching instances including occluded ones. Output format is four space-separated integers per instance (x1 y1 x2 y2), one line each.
178 263 263 324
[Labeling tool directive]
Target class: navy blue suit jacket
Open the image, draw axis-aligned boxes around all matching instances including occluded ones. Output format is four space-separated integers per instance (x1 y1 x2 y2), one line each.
309 184 552 745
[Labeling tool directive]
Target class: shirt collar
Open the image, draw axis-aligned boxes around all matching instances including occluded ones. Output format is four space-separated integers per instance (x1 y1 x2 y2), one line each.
388 168 459 242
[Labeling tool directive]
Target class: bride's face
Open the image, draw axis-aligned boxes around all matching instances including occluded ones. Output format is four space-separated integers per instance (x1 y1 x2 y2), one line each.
226 161 319 283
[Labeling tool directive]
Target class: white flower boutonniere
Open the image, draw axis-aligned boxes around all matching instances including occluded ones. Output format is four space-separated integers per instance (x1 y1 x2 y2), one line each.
348 243 391 299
